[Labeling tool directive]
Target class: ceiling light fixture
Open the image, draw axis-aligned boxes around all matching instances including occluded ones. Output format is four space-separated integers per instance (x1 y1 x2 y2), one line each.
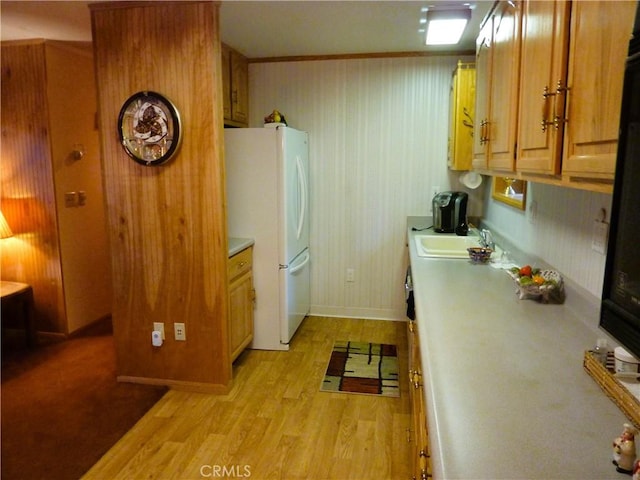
425 7 472 45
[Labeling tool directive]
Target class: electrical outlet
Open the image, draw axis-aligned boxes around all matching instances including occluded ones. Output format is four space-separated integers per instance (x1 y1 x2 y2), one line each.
174 322 186 341
346 268 355 282
153 322 165 340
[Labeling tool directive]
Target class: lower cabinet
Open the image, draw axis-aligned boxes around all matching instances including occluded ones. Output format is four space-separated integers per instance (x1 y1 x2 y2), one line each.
408 319 431 479
228 246 254 361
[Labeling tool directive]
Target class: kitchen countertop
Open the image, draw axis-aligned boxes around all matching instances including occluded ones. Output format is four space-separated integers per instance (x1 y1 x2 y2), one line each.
407 217 630 480
228 237 254 257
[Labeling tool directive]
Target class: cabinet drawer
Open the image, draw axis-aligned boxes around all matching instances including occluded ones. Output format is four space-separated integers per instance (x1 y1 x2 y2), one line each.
228 247 252 281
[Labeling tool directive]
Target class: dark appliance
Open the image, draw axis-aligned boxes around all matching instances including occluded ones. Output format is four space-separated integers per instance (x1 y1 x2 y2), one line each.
432 191 468 235
600 4 640 359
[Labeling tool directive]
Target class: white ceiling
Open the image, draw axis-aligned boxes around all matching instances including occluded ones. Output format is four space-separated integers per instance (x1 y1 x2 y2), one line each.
0 0 492 58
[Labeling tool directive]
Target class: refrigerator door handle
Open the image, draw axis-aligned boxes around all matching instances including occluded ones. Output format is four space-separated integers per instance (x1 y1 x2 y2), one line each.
289 251 310 274
295 154 307 240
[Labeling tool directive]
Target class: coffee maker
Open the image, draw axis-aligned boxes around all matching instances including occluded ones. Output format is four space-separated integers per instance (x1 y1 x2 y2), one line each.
432 191 468 235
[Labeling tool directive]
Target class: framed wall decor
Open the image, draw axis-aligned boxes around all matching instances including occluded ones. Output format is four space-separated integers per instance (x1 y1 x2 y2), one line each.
118 91 181 166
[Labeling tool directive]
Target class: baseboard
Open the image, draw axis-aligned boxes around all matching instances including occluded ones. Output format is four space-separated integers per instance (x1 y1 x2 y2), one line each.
35 331 67 345
68 314 113 338
309 306 405 321
117 375 232 394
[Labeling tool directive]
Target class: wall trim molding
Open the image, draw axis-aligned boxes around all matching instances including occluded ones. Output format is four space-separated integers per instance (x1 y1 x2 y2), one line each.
249 49 475 64
309 307 405 322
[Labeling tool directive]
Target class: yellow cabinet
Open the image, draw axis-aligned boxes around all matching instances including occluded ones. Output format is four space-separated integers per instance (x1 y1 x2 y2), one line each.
222 43 249 127
407 319 431 480
448 61 476 171
472 1 522 173
228 246 254 361
561 1 635 183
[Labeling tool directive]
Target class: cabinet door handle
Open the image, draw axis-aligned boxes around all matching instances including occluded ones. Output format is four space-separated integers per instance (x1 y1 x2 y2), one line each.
480 119 490 145
541 81 569 132
541 85 556 132
553 79 569 129
410 370 422 389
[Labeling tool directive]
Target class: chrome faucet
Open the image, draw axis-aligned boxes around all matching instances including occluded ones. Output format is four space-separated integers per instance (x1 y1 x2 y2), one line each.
479 229 495 250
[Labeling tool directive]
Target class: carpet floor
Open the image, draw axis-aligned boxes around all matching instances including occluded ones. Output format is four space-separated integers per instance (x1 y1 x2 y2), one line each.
1 320 167 480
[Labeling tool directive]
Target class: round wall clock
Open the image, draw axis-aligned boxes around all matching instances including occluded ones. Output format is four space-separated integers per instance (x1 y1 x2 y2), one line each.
118 91 182 166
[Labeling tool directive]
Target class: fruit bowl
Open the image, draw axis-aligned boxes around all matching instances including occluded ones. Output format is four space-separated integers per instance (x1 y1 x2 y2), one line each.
507 266 565 303
467 247 493 264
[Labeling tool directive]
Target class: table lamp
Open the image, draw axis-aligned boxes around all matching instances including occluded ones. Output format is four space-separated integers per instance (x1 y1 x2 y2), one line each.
0 210 14 239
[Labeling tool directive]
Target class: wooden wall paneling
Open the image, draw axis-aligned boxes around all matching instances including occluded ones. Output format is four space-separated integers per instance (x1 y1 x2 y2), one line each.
91 2 231 391
1 41 67 334
249 57 460 320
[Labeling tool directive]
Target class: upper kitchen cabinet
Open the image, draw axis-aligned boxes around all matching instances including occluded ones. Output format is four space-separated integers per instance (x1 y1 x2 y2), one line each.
560 1 636 185
222 43 249 127
448 61 476 171
472 1 522 173
517 0 634 191
516 0 570 176
472 19 491 170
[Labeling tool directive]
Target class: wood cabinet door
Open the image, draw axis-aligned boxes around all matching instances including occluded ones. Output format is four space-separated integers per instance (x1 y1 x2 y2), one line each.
229 269 253 361
230 50 248 124
221 44 232 120
517 0 570 175
408 320 430 480
449 64 476 171
228 247 254 361
487 0 521 172
472 20 492 170
561 1 636 179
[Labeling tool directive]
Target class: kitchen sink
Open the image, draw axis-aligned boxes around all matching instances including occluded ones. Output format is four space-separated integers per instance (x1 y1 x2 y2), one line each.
414 234 494 259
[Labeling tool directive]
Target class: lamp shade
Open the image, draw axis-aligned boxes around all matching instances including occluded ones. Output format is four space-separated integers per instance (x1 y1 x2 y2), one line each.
0 211 14 239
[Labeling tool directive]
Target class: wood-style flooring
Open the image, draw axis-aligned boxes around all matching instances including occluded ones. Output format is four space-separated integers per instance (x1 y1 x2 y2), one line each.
82 316 412 480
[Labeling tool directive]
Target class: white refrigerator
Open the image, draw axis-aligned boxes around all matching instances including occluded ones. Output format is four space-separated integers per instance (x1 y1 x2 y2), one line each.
225 126 310 351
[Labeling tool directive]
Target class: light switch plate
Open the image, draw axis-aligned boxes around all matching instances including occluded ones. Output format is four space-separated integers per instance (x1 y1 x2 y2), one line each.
64 192 78 208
